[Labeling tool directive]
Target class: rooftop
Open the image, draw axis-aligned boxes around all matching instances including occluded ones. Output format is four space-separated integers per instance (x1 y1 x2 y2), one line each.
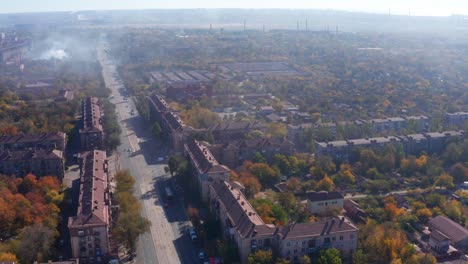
0 132 65 146
148 93 169 113
209 120 265 132
80 97 103 133
0 149 63 161
280 217 358 240
185 140 230 175
69 150 109 228
429 215 468 244
307 191 343 202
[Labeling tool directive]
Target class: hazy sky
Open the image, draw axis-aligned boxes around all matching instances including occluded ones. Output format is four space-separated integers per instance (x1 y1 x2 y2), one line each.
2 0 468 16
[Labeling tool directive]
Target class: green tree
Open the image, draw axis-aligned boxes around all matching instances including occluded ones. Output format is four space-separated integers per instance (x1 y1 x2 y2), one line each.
168 156 180 176
151 122 162 138
450 163 468 184
300 255 312 264
115 170 135 193
352 250 367 264
317 175 334 191
247 250 273 264
252 152 266 163
249 163 279 187
434 173 455 189
113 211 151 254
16 224 54 264
317 248 342 264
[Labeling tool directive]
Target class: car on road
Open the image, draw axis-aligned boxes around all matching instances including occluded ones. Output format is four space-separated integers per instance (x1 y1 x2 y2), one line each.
188 227 198 241
157 157 164 161
198 249 206 260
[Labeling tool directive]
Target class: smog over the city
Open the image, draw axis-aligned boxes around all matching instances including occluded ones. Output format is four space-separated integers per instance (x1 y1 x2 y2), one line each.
0 1 466 264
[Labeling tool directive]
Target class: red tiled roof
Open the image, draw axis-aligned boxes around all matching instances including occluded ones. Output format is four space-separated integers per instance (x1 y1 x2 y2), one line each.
69 150 109 228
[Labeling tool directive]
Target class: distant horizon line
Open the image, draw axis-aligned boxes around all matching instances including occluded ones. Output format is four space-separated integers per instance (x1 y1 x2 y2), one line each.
0 8 466 18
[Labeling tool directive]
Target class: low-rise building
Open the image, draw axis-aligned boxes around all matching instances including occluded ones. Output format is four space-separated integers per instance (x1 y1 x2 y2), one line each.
316 130 464 161
429 230 450 254
306 191 344 215
444 112 468 127
166 81 212 102
208 121 266 143
343 199 368 223
277 217 359 262
208 138 295 168
79 97 104 151
0 149 64 178
184 140 231 201
428 216 468 251
0 132 66 151
68 150 110 263
55 89 74 102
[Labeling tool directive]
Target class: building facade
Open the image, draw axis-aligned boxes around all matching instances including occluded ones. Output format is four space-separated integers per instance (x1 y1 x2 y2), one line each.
0 149 64 178
306 191 344 215
0 132 66 152
68 150 110 263
444 112 468 127
277 218 359 262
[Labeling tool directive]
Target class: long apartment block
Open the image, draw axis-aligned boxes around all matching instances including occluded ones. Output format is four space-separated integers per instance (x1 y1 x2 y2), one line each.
79 97 104 151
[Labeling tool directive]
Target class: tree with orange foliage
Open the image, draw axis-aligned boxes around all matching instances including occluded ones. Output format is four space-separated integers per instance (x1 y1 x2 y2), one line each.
384 203 405 221
238 172 262 198
1 126 17 135
317 175 334 191
0 252 18 262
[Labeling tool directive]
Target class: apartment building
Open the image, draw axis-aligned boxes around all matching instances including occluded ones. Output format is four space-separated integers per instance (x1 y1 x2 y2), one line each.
208 138 295 169
444 112 468 127
0 149 64 178
147 93 193 151
184 139 231 201
316 130 464 160
0 34 30 64
208 121 266 143
277 218 359 262
79 97 104 151
209 181 359 264
306 191 344 215
209 181 277 263
287 115 431 146
0 132 66 152
68 150 110 263
166 81 212 102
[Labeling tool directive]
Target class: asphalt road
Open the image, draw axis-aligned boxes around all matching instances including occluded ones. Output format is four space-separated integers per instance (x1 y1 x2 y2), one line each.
97 40 198 264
